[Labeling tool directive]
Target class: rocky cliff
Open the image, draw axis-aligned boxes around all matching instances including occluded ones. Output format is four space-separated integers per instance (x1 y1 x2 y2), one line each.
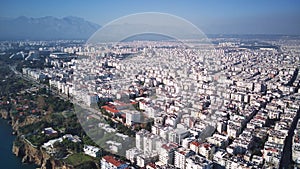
12 139 75 169
1 109 99 169
0 109 9 119
1 109 72 169
11 114 41 132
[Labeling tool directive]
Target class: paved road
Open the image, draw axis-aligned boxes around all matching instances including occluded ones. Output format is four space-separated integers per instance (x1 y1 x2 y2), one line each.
9 65 48 88
9 64 103 119
279 109 300 169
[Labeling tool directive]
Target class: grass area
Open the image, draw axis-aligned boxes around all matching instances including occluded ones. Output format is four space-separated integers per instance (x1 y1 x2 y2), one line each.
64 153 96 166
26 133 58 147
26 134 47 147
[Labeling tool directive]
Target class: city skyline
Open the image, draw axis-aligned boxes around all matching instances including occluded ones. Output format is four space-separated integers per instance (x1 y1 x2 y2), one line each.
0 1 300 169
1 0 300 35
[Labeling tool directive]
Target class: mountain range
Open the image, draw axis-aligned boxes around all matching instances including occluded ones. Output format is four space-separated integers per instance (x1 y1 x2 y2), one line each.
0 16 100 40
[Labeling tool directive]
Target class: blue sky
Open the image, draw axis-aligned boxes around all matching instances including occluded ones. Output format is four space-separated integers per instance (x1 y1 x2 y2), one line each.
1 0 300 34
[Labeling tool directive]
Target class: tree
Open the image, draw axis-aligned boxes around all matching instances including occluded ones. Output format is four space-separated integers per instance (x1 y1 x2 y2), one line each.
47 105 54 114
37 95 46 110
145 120 154 132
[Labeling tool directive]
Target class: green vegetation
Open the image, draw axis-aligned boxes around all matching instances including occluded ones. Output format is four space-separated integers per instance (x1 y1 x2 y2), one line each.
82 135 98 147
13 137 25 147
145 120 154 132
19 121 48 134
0 60 30 98
100 108 113 118
75 161 98 169
26 134 56 147
64 153 97 166
116 123 135 136
97 99 108 107
248 136 265 156
16 59 49 72
36 88 73 113
132 103 143 112
0 53 104 168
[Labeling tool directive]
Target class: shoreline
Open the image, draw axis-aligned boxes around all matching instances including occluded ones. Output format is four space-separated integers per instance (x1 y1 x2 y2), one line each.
0 117 37 169
0 110 73 169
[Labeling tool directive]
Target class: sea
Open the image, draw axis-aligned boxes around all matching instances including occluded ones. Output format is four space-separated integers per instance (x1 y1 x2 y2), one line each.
0 118 37 169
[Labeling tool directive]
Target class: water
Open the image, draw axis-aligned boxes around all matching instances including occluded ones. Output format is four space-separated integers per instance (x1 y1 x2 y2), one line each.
0 118 37 169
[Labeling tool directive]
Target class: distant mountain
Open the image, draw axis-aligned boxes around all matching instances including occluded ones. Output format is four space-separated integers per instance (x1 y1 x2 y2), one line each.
0 16 100 40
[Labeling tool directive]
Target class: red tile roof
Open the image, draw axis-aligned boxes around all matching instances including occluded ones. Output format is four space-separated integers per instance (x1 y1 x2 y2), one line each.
102 155 122 167
121 113 126 118
265 147 278 153
161 142 178 151
202 143 211 149
179 151 186 155
147 163 156 169
102 105 119 113
190 141 201 147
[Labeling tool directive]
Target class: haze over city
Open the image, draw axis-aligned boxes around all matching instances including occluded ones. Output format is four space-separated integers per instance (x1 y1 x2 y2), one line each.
0 1 300 169
1 0 300 35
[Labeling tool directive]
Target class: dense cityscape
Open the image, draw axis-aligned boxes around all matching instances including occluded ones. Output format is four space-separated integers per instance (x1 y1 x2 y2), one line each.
0 36 299 169
1 0 300 169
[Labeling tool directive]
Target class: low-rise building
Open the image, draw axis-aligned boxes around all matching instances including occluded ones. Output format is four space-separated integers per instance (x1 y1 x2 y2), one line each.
101 155 128 169
83 145 100 157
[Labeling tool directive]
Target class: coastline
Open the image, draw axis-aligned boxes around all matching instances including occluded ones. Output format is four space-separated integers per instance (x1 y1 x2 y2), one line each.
0 110 73 169
0 116 36 169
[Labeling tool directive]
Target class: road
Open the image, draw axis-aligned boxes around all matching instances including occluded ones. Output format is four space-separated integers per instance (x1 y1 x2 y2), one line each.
9 64 102 117
279 108 300 169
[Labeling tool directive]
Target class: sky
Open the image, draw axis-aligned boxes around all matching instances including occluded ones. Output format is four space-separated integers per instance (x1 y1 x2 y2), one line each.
1 0 300 35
